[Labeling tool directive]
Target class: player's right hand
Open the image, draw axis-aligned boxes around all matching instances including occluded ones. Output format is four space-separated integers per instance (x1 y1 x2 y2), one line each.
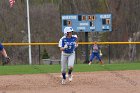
64 44 68 49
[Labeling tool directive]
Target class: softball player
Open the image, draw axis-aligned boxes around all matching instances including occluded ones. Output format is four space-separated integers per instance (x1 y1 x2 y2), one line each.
0 43 10 65
88 42 103 65
58 27 78 84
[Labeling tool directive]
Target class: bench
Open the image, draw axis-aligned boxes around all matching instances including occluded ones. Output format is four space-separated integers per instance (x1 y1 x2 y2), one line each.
50 59 61 65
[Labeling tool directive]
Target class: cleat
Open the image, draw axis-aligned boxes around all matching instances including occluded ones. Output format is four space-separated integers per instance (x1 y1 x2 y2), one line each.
99 61 103 64
88 62 92 65
68 75 73 82
2 62 6 66
99 61 104 66
61 79 66 85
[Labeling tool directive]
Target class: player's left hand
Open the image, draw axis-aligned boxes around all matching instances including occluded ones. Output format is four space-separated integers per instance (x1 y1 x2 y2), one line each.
5 56 10 64
99 50 103 56
75 43 78 47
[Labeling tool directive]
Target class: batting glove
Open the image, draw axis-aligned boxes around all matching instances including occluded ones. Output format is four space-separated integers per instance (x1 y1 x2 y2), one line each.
2 56 10 66
75 43 78 47
64 44 68 49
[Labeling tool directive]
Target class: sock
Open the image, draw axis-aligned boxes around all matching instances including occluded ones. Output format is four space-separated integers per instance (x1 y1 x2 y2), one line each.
62 73 66 79
68 69 72 76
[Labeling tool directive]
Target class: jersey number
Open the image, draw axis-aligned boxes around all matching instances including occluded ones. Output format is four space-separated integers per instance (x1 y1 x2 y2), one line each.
68 46 72 49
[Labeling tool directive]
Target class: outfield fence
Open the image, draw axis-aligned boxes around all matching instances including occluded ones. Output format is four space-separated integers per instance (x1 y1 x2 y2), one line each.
2 42 140 46
1 42 140 65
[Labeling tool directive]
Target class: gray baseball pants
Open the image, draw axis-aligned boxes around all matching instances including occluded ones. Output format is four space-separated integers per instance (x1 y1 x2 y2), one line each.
61 52 75 73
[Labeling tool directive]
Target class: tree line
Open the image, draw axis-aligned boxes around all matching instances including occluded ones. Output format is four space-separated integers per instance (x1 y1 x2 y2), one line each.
0 0 140 64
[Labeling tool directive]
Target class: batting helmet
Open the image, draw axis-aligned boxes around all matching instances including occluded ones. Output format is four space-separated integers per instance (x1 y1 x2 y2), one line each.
64 27 74 36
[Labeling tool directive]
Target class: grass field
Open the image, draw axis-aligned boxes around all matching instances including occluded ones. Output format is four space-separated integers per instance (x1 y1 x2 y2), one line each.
0 63 140 75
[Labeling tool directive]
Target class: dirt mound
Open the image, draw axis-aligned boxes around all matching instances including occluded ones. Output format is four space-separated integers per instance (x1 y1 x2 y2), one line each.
0 70 140 93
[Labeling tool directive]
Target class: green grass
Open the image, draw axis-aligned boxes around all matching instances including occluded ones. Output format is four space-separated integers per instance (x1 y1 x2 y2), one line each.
0 63 140 75
75 63 140 72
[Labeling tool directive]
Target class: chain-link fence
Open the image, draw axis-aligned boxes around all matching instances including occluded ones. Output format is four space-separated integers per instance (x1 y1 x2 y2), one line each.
1 43 140 65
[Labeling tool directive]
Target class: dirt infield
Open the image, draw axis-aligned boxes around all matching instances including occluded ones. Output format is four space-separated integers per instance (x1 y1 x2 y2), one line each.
0 70 140 93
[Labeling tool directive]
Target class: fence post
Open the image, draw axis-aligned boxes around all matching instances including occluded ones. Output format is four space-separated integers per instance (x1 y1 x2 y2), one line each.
108 44 111 64
75 48 77 64
84 32 89 63
38 45 40 65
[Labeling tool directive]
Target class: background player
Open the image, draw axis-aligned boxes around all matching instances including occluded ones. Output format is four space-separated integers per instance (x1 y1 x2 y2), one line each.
88 41 103 65
58 27 78 85
0 43 10 65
